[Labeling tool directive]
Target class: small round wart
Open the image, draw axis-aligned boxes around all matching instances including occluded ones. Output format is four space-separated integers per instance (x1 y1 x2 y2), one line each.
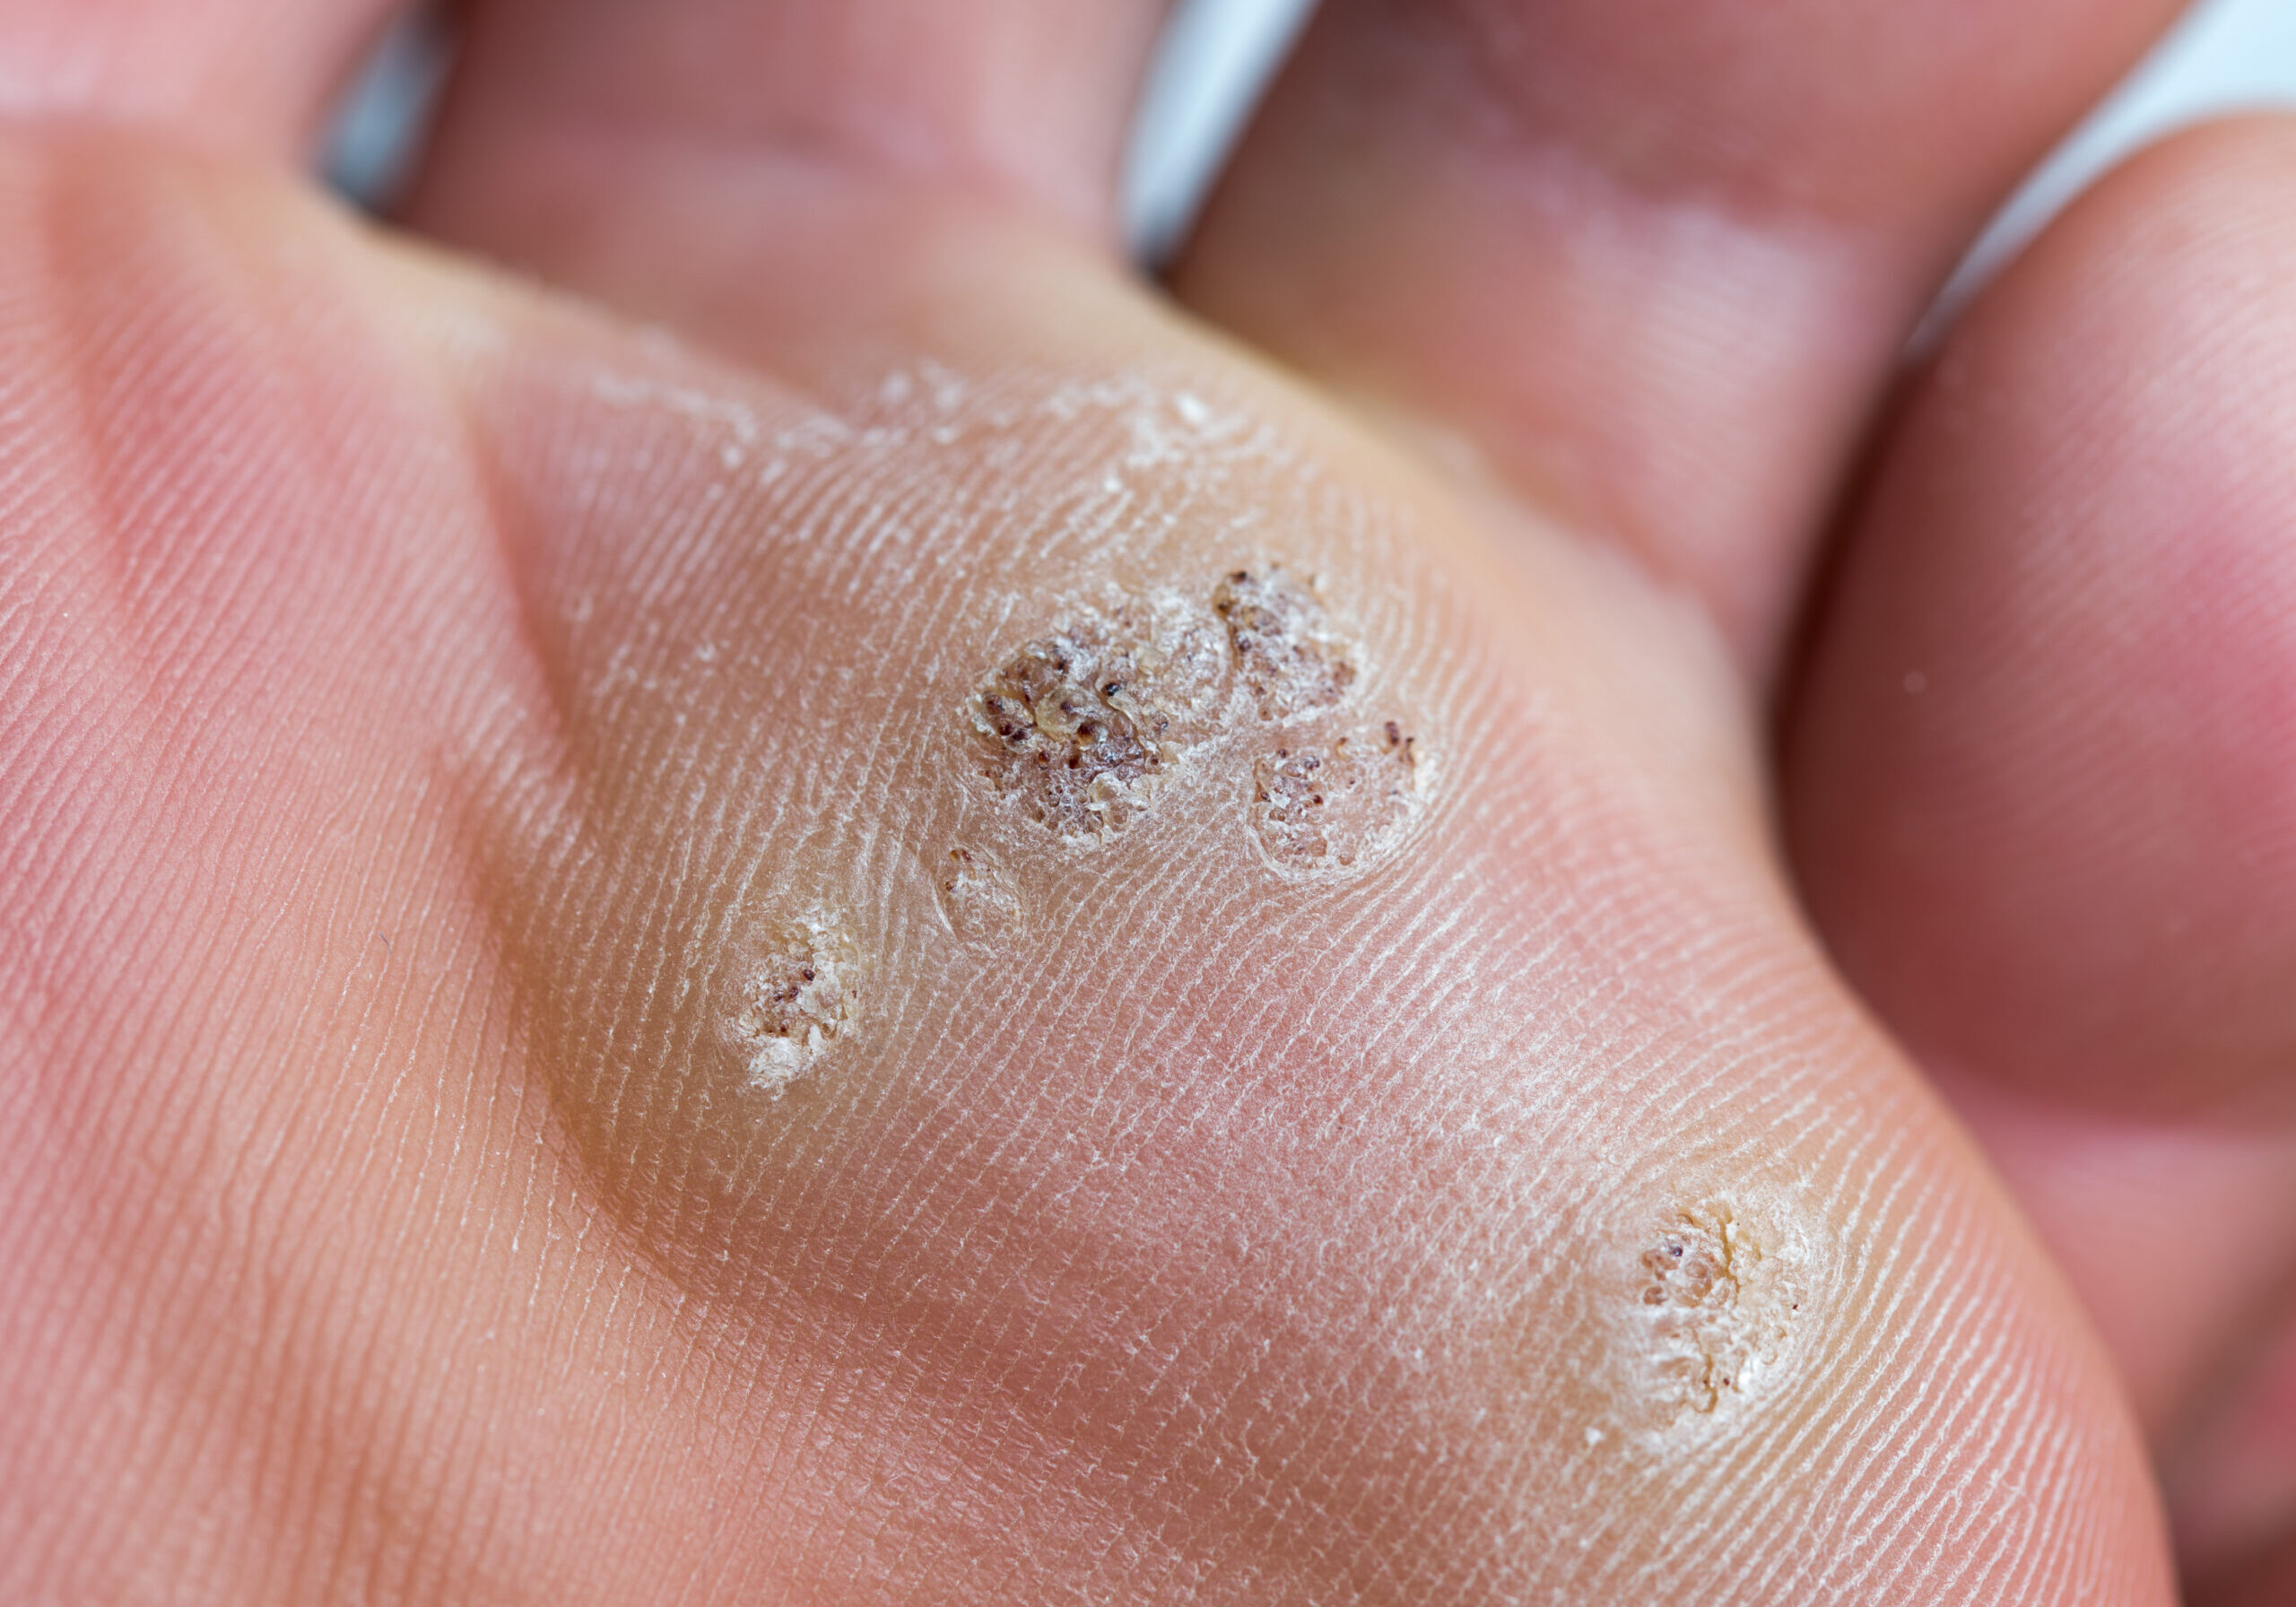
1635 1203 1800 1419
727 915 859 1094
1213 566 1356 720
1252 721 1422 872
970 601 1222 840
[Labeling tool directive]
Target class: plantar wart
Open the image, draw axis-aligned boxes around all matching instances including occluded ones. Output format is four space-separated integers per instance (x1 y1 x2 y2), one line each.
728 915 858 1094
938 847 1021 942
1253 722 1420 871
1213 566 1355 719
970 603 1222 839
1639 1204 1794 1416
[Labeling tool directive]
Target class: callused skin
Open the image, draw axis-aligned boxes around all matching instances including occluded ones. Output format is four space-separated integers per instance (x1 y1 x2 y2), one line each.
0 133 2169 1603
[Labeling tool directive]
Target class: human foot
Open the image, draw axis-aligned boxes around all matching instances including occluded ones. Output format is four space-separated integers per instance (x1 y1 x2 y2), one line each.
0 0 2211 1602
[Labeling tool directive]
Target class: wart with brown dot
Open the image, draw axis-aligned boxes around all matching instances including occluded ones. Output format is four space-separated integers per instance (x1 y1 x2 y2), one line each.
970 602 1224 841
1638 1204 1796 1420
1213 566 1356 720
1252 720 1421 872
726 913 861 1095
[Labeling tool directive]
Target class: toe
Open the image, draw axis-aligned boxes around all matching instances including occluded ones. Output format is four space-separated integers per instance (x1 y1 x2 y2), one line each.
1173 0 2185 665
1784 113 2296 1538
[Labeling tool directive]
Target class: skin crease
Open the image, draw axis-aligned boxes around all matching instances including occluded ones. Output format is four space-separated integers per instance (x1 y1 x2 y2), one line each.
0 0 2287 1600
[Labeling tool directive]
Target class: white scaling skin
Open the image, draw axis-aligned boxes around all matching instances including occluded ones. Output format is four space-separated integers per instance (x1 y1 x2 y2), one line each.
1251 721 1423 873
725 912 861 1095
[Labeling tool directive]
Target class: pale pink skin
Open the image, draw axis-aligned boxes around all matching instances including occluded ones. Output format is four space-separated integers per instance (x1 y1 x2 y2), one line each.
0 0 2287 1603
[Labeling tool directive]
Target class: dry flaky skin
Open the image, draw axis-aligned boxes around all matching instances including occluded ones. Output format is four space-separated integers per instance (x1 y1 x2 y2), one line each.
0 142 2174 1607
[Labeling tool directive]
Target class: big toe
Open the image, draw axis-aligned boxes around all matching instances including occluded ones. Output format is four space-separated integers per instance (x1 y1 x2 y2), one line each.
1785 118 2296 1586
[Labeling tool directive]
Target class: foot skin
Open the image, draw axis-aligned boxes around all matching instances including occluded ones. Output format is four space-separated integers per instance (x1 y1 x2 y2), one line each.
0 1 2231 1603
